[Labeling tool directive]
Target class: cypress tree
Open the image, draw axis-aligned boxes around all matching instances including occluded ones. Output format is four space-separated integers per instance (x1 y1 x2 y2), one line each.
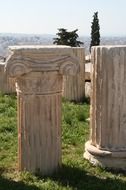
90 12 100 52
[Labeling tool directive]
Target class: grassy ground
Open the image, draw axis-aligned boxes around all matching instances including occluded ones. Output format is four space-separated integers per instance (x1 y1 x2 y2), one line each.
0 94 126 190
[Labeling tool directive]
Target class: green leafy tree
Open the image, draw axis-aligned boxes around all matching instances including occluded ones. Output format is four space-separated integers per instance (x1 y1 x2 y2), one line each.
90 12 100 52
53 28 83 47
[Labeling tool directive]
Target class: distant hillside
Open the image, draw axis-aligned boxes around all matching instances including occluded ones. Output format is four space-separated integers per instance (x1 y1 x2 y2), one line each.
0 33 126 58
80 36 126 55
0 33 55 57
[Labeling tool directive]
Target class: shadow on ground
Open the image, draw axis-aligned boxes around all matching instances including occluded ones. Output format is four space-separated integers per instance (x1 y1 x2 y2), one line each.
1 165 126 190
0 168 39 190
45 164 126 190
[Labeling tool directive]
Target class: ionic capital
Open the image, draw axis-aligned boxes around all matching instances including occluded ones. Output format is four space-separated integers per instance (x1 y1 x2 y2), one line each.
5 45 80 78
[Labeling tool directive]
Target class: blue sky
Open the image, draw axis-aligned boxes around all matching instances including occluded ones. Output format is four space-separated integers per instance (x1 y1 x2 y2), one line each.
1 0 126 36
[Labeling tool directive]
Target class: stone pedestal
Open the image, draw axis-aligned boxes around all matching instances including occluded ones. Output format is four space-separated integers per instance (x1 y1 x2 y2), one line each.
62 47 85 102
84 46 126 169
5 45 80 175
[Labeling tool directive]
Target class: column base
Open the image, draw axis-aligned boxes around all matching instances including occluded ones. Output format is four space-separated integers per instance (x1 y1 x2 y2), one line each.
84 141 126 170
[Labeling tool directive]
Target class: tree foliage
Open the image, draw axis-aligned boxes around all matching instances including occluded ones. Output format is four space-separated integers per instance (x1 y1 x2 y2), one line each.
90 12 100 52
53 28 83 47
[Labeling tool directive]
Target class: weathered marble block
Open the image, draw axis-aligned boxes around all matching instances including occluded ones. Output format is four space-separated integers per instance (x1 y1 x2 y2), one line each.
62 47 85 102
5 45 80 175
84 45 126 169
0 62 15 94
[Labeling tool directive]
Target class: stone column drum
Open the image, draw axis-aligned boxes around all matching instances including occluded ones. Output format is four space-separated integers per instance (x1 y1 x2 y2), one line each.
5 45 80 175
62 47 85 102
84 46 126 169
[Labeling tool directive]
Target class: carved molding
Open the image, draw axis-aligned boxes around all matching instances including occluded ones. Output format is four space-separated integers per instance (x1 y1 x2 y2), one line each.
59 56 80 76
5 46 81 78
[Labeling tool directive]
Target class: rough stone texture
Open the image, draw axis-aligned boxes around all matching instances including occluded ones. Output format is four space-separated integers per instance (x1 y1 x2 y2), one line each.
62 47 85 102
0 62 15 93
85 54 91 63
85 62 92 81
84 45 126 169
85 82 91 98
5 45 80 175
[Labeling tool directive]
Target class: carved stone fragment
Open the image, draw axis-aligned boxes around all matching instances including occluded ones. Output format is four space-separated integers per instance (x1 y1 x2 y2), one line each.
84 46 126 169
5 45 80 175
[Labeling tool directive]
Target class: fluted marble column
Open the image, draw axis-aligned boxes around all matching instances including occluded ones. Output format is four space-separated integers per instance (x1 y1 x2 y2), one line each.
5 45 80 175
62 47 85 102
84 46 126 169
